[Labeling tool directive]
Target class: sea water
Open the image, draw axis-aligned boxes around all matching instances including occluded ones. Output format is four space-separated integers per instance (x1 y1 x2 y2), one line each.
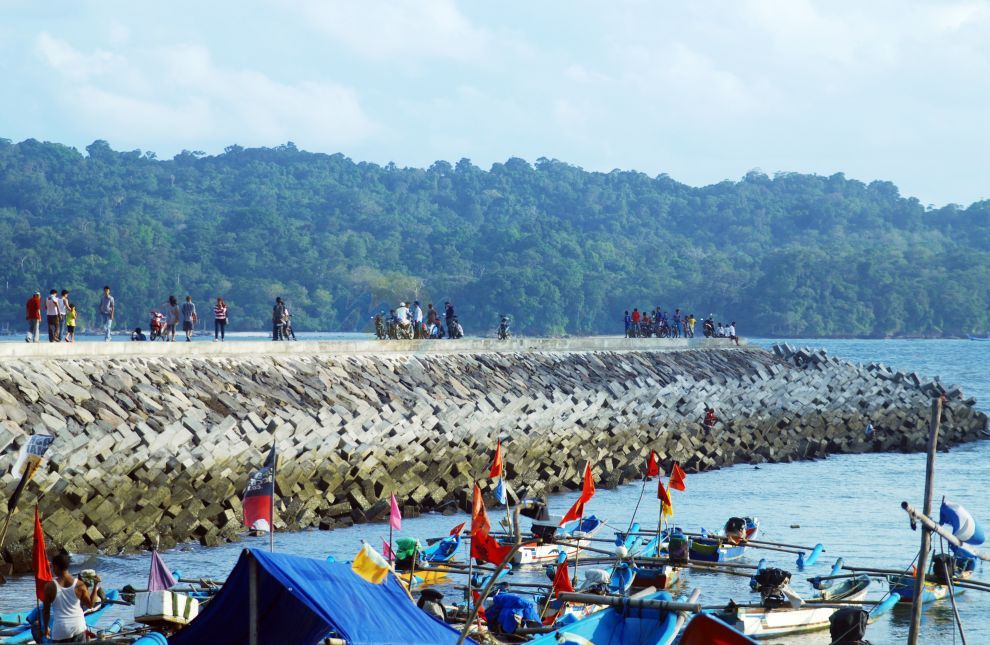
3 338 988 644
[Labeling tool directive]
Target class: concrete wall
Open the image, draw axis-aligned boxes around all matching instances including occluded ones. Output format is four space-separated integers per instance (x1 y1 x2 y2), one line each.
0 340 984 570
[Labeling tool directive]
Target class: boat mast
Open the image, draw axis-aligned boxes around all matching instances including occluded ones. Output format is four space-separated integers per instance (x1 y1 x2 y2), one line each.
907 396 943 645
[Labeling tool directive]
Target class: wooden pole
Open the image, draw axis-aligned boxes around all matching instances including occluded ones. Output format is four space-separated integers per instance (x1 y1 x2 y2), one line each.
900 503 990 562
270 445 277 554
248 551 259 645
0 511 13 559
908 396 942 645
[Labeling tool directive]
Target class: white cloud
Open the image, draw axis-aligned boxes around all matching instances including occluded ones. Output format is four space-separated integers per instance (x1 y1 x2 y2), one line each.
295 0 489 62
34 34 377 152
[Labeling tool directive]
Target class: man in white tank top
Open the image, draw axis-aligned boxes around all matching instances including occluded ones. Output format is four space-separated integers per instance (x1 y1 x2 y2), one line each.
42 553 101 642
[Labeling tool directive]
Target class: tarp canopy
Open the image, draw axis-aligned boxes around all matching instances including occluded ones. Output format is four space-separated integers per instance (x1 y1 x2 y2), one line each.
170 549 468 645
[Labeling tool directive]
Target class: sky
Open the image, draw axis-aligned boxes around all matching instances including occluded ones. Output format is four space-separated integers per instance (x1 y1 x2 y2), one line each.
1 0 989 206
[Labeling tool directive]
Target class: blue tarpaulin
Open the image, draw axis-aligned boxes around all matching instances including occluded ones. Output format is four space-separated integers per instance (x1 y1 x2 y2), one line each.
170 549 468 645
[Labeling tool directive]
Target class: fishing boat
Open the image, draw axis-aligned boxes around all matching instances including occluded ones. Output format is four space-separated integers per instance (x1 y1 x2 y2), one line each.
527 590 692 645
887 552 975 604
423 533 461 563
680 612 758 644
0 590 121 644
513 516 605 566
689 517 760 563
968 333 990 341
716 571 872 639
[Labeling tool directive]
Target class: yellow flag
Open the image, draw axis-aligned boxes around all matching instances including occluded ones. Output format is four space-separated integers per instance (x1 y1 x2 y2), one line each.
352 543 390 584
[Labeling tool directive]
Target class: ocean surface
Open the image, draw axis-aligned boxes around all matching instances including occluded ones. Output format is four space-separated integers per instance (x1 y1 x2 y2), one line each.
3 338 989 644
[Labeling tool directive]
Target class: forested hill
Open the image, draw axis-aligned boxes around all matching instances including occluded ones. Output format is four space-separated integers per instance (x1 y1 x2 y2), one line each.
1 137 989 337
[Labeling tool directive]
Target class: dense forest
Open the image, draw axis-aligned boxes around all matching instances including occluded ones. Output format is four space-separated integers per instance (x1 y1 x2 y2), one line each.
1 137 988 337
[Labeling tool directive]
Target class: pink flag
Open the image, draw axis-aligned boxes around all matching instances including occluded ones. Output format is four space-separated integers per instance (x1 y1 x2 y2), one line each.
382 539 395 561
389 493 402 531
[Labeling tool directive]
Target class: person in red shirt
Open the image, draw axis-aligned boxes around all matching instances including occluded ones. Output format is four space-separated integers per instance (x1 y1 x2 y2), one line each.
25 292 42 343
630 308 641 337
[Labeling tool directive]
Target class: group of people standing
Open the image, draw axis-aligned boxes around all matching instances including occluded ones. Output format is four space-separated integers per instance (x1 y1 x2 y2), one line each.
623 308 696 338
25 288 80 343
141 295 228 342
374 300 463 340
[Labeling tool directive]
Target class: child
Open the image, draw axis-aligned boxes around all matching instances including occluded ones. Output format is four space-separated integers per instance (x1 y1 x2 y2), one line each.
65 303 77 343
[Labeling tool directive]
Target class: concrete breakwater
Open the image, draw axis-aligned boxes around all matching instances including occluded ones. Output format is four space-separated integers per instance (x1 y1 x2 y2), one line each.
0 338 985 569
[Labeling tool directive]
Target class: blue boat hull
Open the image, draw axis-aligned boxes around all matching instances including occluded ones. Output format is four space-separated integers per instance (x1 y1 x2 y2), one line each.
0 590 120 644
527 591 679 645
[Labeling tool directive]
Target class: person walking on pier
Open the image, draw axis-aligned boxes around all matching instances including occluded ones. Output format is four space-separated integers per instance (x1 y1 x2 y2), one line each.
412 301 424 338
166 295 180 342
727 321 739 346
624 311 631 337
444 301 455 339
45 289 61 342
58 289 69 341
25 291 42 342
272 297 287 341
631 308 641 337
98 285 115 342
181 296 197 342
65 303 77 342
214 297 228 342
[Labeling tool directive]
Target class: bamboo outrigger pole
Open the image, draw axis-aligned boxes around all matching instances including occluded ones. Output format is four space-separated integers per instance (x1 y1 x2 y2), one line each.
907 396 943 645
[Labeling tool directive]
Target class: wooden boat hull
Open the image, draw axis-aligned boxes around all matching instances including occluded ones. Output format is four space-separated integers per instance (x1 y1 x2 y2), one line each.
720 576 870 639
512 517 606 567
630 564 678 590
887 575 963 604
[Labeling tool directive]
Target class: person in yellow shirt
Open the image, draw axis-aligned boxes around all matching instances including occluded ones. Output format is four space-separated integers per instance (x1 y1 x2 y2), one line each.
65 303 77 343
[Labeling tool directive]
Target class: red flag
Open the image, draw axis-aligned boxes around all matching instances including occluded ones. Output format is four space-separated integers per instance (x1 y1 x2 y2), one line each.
669 462 687 492
552 560 574 598
33 506 53 601
449 521 466 536
470 483 512 565
646 450 660 477
242 446 276 531
657 480 674 519
489 440 503 478
382 539 395 561
560 463 596 525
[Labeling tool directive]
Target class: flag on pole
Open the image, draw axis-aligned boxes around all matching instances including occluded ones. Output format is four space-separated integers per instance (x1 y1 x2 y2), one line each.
551 560 574 598
147 550 177 592
657 480 674 519
494 477 507 505
646 450 660 478
389 493 402 531
669 462 687 492
470 483 512 565
33 506 52 601
8 434 55 513
352 543 390 584
381 538 395 561
560 463 596 525
489 440 504 478
449 522 466 536
242 446 276 532
940 498 985 545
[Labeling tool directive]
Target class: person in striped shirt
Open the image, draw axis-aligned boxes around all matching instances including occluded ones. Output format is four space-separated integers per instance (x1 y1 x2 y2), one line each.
214 297 228 342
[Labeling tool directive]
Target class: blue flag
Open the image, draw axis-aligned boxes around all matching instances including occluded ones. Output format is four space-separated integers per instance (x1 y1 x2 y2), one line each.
940 499 985 546
494 477 507 505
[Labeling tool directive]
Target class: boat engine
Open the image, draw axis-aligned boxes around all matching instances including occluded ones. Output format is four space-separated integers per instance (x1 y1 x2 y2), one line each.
417 589 447 622
753 567 792 608
829 607 870 644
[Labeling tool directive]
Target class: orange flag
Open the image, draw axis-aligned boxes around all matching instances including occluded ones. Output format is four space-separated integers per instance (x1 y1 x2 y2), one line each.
646 450 660 477
560 463 596 525
489 440 504 478
669 462 687 492
657 480 674 519
33 506 53 601
470 483 511 565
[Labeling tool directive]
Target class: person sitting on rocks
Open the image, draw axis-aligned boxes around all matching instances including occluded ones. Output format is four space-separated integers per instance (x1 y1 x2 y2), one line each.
703 406 718 429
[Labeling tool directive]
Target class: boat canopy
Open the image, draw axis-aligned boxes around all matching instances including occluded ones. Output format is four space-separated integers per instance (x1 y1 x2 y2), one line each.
169 549 467 645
